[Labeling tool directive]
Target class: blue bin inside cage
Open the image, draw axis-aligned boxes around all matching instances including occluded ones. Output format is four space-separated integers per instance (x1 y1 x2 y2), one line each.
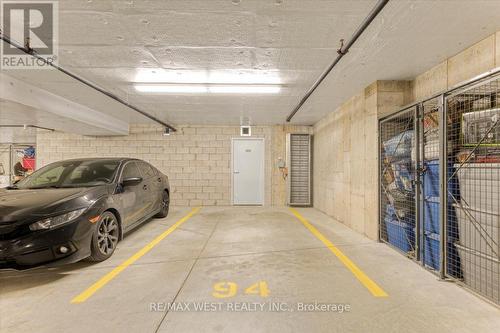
422 160 460 199
423 232 440 269
422 196 460 238
392 161 414 193
383 131 414 162
386 204 414 224
423 232 462 278
423 196 440 234
385 217 415 253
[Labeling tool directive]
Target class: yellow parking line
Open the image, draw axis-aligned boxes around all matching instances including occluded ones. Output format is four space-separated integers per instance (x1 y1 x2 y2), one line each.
71 207 201 304
290 208 388 297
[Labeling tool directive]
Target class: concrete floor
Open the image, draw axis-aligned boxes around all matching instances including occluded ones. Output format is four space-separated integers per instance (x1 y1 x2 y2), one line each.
1 207 499 333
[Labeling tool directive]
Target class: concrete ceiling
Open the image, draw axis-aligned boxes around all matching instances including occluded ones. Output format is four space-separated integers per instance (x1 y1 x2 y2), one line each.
293 0 500 124
0 98 125 136
1 0 500 135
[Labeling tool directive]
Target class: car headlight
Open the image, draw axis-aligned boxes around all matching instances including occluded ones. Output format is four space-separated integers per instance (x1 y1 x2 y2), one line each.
29 208 87 231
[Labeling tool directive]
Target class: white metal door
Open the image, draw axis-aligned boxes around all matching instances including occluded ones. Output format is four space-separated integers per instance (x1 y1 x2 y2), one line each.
232 138 264 205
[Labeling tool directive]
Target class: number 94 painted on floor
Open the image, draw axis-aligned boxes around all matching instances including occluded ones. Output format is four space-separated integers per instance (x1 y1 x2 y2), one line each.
212 281 269 298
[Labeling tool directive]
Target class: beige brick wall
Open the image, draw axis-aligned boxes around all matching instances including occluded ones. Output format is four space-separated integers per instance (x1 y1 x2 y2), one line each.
36 124 311 207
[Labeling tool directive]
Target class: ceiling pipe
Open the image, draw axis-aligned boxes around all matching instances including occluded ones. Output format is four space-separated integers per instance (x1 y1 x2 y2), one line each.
0 31 177 132
0 125 55 131
286 0 390 122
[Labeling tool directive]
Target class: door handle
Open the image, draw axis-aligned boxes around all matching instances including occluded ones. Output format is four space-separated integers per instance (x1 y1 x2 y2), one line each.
143 184 148 190
234 171 240 174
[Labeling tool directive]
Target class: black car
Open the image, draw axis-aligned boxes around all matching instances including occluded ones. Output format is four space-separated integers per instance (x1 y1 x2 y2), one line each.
0 158 170 269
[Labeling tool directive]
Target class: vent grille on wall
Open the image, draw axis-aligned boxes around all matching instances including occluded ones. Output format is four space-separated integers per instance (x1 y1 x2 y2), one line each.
287 134 312 206
240 126 251 136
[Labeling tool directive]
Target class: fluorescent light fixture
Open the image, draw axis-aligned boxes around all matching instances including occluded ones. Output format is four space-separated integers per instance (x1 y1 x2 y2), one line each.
135 69 207 83
134 84 281 94
134 84 208 93
134 69 282 85
133 69 282 94
208 85 281 94
208 71 282 84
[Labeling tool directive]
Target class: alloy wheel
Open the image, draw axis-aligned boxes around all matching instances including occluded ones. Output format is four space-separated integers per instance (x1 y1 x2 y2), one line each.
154 192 170 218
97 214 119 255
161 192 169 212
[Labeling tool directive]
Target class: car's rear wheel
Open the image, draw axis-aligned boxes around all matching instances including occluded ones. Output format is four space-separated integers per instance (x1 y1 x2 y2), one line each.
87 211 119 262
155 191 169 218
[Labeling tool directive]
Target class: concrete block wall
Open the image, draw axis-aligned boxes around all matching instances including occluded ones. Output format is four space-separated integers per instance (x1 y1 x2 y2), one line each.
36 124 311 207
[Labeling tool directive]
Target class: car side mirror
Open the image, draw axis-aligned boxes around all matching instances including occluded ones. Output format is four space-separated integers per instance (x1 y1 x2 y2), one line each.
122 177 142 187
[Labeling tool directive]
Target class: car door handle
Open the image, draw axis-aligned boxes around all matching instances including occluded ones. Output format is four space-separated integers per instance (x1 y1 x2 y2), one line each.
234 171 240 174
143 184 148 190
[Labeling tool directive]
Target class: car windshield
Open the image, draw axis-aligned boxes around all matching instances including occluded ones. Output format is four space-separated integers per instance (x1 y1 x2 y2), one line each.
15 160 120 189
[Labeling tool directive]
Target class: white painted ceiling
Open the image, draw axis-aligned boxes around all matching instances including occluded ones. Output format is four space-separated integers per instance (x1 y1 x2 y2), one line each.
1 0 500 135
0 98 125 136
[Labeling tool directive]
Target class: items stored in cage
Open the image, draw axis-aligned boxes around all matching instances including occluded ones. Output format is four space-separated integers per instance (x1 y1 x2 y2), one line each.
379 70 500 305
446 79 500 303
380 108 416 256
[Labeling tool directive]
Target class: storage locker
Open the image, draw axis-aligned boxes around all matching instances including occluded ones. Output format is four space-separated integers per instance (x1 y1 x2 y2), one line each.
379 70 500 305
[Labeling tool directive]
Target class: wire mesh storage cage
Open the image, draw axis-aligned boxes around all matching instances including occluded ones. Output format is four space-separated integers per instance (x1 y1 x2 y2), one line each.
379 107 417 258
445 76 499 304
379 71 500 305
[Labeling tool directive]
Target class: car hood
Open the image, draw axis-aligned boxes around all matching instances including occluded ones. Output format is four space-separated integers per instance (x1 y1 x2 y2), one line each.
0 187 98 223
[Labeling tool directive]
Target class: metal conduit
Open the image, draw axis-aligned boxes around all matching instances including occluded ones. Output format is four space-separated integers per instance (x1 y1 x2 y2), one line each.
0 125 55 131
286 0 390 122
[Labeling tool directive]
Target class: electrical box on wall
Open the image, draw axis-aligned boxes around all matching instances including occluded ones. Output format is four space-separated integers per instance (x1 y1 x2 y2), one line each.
240 126 251 136
286 133 312 206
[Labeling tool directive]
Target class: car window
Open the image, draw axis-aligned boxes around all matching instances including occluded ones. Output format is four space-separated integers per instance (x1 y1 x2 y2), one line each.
139 162 155 179
121 162 141 180
67 163 117 184
30 165 64 186
16 160 120 189
150 165 159 176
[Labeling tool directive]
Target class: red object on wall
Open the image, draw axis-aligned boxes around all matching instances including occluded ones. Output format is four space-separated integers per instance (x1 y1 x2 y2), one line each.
22 158 36 171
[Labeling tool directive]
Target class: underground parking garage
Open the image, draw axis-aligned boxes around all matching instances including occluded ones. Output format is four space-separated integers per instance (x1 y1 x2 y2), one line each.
1 0 500 332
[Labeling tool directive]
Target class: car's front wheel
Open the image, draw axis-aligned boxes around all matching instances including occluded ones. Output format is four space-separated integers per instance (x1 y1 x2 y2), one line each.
155 191 170 218
87 211 119 262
